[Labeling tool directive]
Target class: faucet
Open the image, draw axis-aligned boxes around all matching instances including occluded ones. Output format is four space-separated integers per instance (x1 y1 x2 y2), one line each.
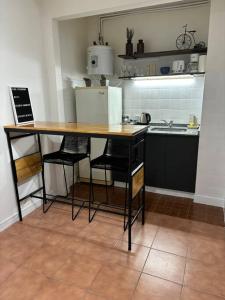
161 120 174 128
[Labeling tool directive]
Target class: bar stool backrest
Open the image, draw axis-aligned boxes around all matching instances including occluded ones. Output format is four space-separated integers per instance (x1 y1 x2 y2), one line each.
104 138 129 158
60 136 90 154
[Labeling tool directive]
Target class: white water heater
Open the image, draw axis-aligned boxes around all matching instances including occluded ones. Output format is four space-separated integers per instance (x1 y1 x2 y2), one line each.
87 45 113 75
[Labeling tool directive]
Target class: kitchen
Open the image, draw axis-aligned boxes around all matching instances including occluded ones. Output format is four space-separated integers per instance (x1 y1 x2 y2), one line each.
1 0 225 299
58 1 208 196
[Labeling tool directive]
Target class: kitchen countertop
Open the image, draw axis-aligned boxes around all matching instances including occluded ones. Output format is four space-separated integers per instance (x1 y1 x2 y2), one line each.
122 122 199 136
148 126 199 136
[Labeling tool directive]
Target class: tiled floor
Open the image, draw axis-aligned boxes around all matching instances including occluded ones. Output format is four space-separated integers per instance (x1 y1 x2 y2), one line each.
0 198 225 299
74 183 225 226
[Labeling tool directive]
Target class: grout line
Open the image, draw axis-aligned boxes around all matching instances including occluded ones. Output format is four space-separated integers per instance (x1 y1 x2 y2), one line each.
130 225 160 298
141 272 183 287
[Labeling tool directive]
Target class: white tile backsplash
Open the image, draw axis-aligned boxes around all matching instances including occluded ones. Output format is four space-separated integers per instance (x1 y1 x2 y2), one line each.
122 76 205 124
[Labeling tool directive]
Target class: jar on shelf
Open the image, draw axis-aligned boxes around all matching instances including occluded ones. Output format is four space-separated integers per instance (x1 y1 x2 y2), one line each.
137 39 144 55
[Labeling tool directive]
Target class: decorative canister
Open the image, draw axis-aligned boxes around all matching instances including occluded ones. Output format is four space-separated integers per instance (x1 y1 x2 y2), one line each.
137 39 144 54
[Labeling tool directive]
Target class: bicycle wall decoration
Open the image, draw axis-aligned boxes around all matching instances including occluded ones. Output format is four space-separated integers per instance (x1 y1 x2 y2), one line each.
176 24 206 50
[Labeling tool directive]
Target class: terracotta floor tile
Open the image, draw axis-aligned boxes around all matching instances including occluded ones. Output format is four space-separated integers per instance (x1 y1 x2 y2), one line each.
2 222 24 236
143 249 186 284
187 234 225 265
156 214 192 232
53 254 102 289
73 239 113 263
23 244 70 277
11 224 66 247
33 279 86 300
55 234 84 252
0 234 43 265
133 273 181 300
78 230 118 247
184 259 225 298
36 209 69 226
152 228 189 257
190 221 225 241
0 257 19 285
109 240 149 271
84 292 108 300
121 222 158 247
90 264 140 300
181 287 225 300
83 219 124 240
0 267 47 300
96 210 124 224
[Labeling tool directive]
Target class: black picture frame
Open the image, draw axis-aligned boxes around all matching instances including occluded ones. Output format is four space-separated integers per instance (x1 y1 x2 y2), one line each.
9 86 34 125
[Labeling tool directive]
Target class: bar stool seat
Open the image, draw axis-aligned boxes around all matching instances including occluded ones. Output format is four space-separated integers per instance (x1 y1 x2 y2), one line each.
42 135 90 220
43 151 87 166
90 155 128 171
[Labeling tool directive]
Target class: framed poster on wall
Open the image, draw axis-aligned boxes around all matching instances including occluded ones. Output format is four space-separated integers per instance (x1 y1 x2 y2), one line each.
9 87 34 125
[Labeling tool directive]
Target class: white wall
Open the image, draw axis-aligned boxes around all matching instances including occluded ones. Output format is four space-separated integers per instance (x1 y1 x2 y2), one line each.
0 0 48 230
87 4 210 74
58 18 89 122
195 0 225 208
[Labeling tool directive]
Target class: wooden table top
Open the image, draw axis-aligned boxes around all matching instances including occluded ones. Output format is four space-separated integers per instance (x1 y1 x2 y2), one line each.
4 121 149 137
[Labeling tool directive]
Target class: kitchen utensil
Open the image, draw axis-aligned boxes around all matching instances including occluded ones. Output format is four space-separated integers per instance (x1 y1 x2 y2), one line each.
140 113 151 124
198 55 207 72
160 66 170 75
172 60 185 73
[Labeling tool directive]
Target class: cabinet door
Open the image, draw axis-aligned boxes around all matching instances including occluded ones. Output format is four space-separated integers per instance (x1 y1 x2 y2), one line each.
165 135 199 193
145 135 166 187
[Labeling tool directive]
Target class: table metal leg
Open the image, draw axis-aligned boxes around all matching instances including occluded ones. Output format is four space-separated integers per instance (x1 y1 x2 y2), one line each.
37 134 48 212
6 132 22 221
142 185 145 225
142 134 146 225
128 142 133 251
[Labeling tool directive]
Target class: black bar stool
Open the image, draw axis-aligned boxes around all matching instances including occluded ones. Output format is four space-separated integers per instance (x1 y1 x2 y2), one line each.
41 135 90 220
89 138 129 229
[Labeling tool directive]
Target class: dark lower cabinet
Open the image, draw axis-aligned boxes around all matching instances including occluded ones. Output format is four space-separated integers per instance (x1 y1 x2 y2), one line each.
146 134 199 193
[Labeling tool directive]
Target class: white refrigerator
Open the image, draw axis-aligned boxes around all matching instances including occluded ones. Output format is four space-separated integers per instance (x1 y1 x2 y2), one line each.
75 86 122 183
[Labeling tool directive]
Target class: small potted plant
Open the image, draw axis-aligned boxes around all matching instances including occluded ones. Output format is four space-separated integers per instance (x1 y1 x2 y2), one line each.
126 28 134 56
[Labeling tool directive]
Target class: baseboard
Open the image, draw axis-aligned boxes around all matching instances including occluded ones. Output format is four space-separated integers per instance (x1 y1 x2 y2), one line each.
114 181 194 199
194 194 225 208
145 186 194 199
0 198 42 232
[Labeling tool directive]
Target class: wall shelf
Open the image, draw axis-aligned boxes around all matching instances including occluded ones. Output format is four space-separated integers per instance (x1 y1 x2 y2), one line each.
118 72 205 80
118 48 207 60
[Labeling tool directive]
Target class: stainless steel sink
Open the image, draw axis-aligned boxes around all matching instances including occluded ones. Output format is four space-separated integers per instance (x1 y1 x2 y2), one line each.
151 127 187 132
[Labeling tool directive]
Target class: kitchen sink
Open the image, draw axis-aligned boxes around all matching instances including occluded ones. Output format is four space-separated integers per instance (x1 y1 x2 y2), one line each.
151 127 187 132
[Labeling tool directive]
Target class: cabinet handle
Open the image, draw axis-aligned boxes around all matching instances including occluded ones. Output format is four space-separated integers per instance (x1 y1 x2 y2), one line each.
99 91 104 95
